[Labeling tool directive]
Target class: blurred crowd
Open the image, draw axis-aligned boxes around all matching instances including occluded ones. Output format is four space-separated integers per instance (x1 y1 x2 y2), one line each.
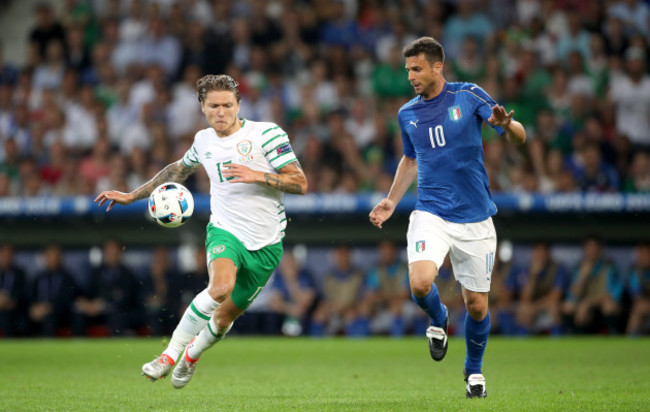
0 0 649 197
2 238 650 338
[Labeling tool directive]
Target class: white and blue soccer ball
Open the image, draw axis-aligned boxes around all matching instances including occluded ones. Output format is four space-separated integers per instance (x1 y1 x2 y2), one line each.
148 182 194 228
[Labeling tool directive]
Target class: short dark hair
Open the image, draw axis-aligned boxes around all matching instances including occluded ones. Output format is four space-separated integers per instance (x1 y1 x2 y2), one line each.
403 37 445 65
196 74 240 103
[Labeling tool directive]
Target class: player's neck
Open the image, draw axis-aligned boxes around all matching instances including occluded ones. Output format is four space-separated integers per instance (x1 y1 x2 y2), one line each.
214 118 243 138
422 79 446 100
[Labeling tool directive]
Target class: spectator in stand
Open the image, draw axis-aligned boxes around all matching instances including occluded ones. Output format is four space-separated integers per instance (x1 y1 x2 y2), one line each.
450 36 486 84
515 242 569 335
78 138 112 188
310 246 367 336
574 143 620 192
0 41 19 86
29 3 67 60
372 45 413 99
609 47 650 151
623 151 650 193
142 247 178 336
608 0 650 38
75 239 141 336
442 0 494 61
0 243 27 337
626 243 650 335
28 244 80 337
268 249 317 337
138 17 181 78
33 40 66 92
563 236 623 334
362 240 409 337
177 247 209 320
556 10 591 64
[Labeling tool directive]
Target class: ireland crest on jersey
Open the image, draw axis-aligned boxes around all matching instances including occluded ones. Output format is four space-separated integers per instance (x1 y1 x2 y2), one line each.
448 106 461 121
237 140 252 155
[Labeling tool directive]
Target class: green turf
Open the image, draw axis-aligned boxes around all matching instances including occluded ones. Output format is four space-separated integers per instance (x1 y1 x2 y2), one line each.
1 337 648 411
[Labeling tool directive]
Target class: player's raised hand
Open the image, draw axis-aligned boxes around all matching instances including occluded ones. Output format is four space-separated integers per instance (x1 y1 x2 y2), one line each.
369 198 396 229
94 190 134 212
488 105 513 128
222 163 263 184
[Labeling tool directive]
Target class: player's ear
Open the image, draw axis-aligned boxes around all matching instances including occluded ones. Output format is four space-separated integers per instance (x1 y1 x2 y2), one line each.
434 61 444 73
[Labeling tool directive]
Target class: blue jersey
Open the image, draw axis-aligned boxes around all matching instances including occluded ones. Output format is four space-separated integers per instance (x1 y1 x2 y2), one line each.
398 82 504 223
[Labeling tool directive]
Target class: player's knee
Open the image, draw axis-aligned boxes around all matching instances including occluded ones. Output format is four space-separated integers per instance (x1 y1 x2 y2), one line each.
409 276 432 298
466 299 488 320
213 315 232 331
207 284 233 303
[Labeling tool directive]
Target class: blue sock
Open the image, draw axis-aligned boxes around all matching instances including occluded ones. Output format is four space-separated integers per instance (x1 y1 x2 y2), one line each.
464 311 490 375
411 283 447 327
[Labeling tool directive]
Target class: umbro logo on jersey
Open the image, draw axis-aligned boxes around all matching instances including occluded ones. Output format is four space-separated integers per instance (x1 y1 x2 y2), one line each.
409 119 419 128
205 152 212 159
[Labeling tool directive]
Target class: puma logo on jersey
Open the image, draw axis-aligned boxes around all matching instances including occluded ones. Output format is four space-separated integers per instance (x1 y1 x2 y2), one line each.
409 119 419 128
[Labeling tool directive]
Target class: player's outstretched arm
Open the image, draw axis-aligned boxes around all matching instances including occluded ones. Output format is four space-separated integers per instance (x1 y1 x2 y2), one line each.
95 159 200 211
489 105 526 145
223 161 308 195
369 155 418 229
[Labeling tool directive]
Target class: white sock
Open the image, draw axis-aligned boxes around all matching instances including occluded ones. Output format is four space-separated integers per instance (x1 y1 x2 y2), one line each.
162 289 219 361
186 317 233 361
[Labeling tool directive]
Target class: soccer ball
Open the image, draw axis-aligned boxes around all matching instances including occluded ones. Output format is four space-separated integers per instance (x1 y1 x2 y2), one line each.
148 182 194 228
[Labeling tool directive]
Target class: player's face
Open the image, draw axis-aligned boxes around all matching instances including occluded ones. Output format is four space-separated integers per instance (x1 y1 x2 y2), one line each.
201 90 241 137
405 54 443 99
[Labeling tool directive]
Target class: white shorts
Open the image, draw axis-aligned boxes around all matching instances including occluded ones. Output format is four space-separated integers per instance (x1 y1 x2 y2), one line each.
406 210 497 292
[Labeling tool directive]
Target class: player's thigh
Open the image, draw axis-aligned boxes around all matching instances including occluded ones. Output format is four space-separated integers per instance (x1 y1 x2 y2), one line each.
208 258 237 293
409 260 439 294
231 242 283 310
449 217 497 293
206 226 246 300
406 210 451 270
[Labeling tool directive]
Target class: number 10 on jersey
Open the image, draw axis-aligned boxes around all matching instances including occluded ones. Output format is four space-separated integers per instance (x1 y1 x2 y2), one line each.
429 125 446 148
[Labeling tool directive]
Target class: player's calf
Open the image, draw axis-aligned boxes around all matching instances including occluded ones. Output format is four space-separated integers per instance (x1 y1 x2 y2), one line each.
426 304 449 361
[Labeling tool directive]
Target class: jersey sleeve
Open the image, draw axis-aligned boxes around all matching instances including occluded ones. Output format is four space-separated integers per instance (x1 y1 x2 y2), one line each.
182 132 202 167
465 84 505 136
261 125 298 170
398 111 416 159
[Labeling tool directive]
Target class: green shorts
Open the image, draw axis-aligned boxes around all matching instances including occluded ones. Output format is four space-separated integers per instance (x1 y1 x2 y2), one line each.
205 223 283 310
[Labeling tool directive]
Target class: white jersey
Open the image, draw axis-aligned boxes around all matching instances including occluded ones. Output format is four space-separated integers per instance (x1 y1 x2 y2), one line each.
182 120 298 250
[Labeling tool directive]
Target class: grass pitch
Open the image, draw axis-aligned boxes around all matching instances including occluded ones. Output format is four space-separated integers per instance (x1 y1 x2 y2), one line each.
1 337 648 411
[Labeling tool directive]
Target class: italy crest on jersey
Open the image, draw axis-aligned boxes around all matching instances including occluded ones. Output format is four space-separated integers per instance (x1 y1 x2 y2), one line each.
448 106 461 121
